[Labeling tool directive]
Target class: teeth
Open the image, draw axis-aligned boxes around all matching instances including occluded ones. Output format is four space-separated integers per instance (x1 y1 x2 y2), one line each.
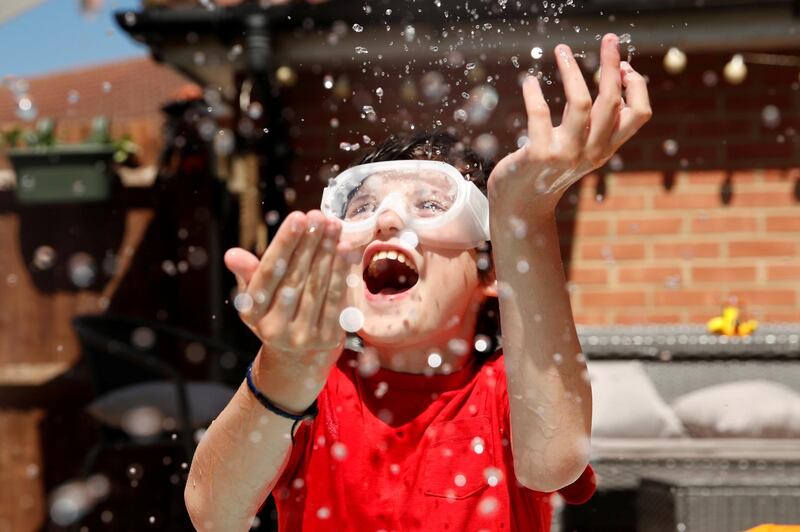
368 249 417 273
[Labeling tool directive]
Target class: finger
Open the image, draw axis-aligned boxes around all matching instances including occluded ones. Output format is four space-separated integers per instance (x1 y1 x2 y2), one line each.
244 211 308 314
260 210 328 322
554 44 592 150
295 218 342 327
319 241 354 342
586 33 622 155
611 61 653 148
522 75 553 152
224 247 260 286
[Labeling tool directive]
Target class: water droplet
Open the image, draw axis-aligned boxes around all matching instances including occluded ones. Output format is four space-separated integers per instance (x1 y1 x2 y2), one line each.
339 307 365 332
702 70 718 87
761 105 781 129
33 245 56 270
352 24 363 32
471 436 485 454
233 292 254 312
447 338 469 356
316 507 331 520
331 442 348 461
516 259 530 273
454 473 467 487
323 75 334 89
483 466 503 486
121 406 163 439
619 33 632 44
608 154 624 171
474 334 491 353
68 253 96 288
375 87 384 98
213 129 235 156
478 495 499 516
399 229 419 248
530 47 543 59
355 46 369 54
357 347 381 377
126 464 143 481
427 352 442 368
67 90 80 105
662 139 679 156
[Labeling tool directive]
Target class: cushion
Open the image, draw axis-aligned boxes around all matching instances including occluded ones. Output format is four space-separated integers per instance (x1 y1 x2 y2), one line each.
589 361 686 438
87 381 236 438
672 380 800 438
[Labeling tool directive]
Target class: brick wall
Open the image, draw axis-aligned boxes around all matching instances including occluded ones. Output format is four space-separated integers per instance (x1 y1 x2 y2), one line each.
278 47 800 325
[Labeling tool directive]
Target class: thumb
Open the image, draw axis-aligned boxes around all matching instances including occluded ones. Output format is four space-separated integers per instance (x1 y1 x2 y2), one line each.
224 247 261 288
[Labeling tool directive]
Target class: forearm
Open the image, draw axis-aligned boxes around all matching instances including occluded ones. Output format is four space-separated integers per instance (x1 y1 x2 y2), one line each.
185 347 317 530
490 206 592 491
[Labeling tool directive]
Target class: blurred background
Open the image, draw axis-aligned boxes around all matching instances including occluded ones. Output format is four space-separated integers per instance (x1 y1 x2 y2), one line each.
1 0 799 531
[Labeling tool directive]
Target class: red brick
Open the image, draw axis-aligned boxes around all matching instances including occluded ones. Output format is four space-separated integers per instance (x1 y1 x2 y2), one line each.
578 194 647 212
616 313 682 324
654 290 722 307
581 290 647 307
728 240 796 258
618 266 682 283
767 265 800 281
613 172 663 187
762 168 800 182
573 313 611 325
683 171 728 185
581 242 646 261
730 192 795 208
735 290 796 306
690 215 758 233
574 219 609 237
653 242 721 259
617 217 683 235
652 193 720 210
766 216 800 232
692 266 757 283
763 310 800 322
568 267 608 285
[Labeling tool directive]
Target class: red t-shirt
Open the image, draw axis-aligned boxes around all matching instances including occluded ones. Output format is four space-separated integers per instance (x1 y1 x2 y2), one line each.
269 348 596 531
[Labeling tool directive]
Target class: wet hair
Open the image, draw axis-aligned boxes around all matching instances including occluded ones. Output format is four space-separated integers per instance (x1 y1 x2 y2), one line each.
353 131 502 362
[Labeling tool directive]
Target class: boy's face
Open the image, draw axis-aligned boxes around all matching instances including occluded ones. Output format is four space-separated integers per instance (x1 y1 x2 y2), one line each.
344 207 494 349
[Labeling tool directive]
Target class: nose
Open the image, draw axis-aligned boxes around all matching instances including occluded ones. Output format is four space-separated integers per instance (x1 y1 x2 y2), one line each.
374 208 406 238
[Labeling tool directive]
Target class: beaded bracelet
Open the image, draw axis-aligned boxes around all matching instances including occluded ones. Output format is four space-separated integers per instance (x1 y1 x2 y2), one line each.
245 362 318 445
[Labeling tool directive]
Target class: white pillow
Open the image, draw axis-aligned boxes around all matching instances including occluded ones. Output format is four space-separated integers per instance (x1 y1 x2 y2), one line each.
672 380 800 438
88 380 236 436
589 361 686 438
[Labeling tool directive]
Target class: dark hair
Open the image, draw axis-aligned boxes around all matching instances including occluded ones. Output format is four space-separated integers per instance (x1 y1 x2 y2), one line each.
353 131 502 362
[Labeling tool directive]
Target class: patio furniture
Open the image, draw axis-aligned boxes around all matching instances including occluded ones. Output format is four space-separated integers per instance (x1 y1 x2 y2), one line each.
637 471 800 532
558 323 800 532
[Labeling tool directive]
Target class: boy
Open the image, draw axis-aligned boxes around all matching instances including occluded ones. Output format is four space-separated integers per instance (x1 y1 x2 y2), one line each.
186 34 651 531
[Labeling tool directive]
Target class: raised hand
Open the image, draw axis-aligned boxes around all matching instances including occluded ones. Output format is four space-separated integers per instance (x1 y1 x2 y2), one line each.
487 33 652 214
224 210 354 410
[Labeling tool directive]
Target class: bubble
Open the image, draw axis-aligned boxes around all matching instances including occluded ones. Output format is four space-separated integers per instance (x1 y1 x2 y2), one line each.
16 96 37 121
453 109 468 122
233 292 254 312
120 406 163 439
33 245 56 270
471 436 485 454
483 466 503 486
516 259 530 274
213 129 235 156
331 442 348 461
702 70 718 87
67 253 96 288
761 105 781 129
474 334 491 353
473 133 499 159
352 23 363 32
339 307 365 332
530 46 543 59
427 352 442 368
421 71 450 103
126 464 143 481
185 342 207 363
317 507 331 519
48 481 94 526
478 495 499 516
346 273 361 288
357 347 381 377
399 229 419 248
464 85 499 125
447 338 469 356
662 139 679 156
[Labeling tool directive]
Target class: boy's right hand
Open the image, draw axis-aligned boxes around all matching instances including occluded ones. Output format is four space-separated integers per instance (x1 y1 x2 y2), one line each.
224 210 356 413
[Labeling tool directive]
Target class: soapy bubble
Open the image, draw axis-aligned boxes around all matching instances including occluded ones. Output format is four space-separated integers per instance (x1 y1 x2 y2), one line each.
339 307 365 332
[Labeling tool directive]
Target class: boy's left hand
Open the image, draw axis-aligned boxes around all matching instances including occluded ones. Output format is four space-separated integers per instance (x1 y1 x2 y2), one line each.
487 33 652 215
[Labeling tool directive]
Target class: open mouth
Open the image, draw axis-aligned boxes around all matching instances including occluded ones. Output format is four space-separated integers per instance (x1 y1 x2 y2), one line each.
363 249 420 296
